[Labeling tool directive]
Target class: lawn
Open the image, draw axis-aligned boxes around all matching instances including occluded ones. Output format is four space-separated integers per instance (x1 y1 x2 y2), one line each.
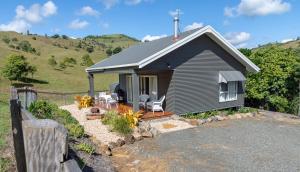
0 93 13 171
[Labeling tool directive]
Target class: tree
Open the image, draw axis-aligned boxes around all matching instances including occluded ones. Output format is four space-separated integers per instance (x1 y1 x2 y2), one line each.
294 52 300 116
62 35 68 39
63 57 77 66
27 66 37 78
1 54 35 82
113 46 122 54
18 40 32 52
2 36 10 44
51 34 60 39
59 62 66 70
48 56 57 68
245 46 298 113
86 46 94 53
80 54 94 66
106 48 112 56
239 48 252 57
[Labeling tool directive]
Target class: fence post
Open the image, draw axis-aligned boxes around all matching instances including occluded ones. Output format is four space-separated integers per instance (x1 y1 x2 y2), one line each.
10 99 27 172
22 119 68 172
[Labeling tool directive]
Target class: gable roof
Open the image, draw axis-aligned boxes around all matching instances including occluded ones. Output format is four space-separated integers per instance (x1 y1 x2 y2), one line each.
86 25 260 73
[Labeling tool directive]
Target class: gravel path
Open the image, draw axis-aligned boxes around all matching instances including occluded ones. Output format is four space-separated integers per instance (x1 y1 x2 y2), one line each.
60 104 123 145
112 114 300 172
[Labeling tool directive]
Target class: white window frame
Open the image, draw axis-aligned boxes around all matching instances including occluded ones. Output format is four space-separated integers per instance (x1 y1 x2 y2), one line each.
219 81 238 102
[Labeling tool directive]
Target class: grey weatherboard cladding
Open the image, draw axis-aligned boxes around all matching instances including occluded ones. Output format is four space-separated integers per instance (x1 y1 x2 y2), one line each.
141 34 246 114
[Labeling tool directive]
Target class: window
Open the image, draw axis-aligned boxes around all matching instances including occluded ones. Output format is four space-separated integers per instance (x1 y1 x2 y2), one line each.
219 81 238 102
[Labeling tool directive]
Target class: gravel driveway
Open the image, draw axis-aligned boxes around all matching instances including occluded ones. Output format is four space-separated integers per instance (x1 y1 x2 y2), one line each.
112 113 300 172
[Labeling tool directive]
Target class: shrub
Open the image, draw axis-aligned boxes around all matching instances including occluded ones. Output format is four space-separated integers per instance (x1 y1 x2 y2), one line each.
75 143 95 154
63 57 77 66
113 46 122 54
75 95 93 109
48 56 57 67
183 111 218 119
121 109 142 128
18 40 32 52
12 37 18 42
86 46 94 53
66 123 84 138
80 54 94 66
32 37 36 40
106 48 112 56
2 36 10 44
111 116 132 135
59 62 66 70
62 35 68 39
238 107 257 113
28 100 57 119
102 111 118 125
55 109 79 125
51 34 60 39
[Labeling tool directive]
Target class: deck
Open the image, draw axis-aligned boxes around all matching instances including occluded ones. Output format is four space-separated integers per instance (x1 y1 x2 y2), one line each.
94 102 173 120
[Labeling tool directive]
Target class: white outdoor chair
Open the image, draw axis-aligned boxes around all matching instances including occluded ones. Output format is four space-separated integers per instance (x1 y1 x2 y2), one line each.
107 93 118 109
146 95 165 114
139 94 150 109
98 92 106 104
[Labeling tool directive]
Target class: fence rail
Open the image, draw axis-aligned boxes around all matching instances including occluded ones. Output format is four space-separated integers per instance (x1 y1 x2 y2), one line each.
10 87 81 172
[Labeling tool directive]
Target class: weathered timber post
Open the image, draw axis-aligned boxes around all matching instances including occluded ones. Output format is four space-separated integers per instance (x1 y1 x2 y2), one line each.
10 99 27 172
22 119 68 172
88 73 95 98
132 71 139 112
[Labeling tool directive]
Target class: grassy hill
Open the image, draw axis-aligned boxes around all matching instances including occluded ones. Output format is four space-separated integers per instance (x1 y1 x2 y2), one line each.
0 31 139 92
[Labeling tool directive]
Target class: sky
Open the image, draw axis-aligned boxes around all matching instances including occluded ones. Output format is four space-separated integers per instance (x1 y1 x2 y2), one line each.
0 0 299 48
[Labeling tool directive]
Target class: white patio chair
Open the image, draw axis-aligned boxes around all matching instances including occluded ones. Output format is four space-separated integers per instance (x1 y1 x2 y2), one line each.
98 92 106 104
146 95 165 114
139 94 150 109
107 93 118 109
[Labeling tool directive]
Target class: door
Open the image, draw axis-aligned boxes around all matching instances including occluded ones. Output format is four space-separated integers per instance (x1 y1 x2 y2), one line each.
126 75 158 103
126 75 133 102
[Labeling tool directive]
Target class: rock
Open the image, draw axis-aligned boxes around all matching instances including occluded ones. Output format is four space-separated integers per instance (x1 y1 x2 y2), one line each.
211 116 218 121
132 132 143 141
235 114 242 119
189 119 199 126
228 115 236 120
216 115 224 121
141 131 153 138
139 121 151 131
124 134 135 144
116 139 125 147
197 119 205 124
206 118 212 123
91 107 100 113
100 144 112 156
150 127 160 137
108 142 117 149
171 115 181 120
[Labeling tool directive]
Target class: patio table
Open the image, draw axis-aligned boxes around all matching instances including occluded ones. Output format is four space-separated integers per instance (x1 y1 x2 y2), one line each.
99 94 112 104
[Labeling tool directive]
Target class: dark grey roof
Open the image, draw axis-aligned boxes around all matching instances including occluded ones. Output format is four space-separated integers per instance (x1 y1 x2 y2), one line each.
219 71 246 83
87 28 201 70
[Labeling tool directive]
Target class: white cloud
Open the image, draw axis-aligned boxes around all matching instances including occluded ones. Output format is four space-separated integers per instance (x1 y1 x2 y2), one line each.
100 22 110 29
142 34 167 42
0 1 57 33
69 19 89 29
184 22 203 31
100 0 119 9
225 0 291 17
42 1 57 17
281 38 295 43
125 0 142 5
0 19 31 33
224 32 251 48
79 6 100 16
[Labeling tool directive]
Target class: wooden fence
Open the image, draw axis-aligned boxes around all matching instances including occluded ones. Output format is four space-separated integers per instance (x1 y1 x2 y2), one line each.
10 87 81 172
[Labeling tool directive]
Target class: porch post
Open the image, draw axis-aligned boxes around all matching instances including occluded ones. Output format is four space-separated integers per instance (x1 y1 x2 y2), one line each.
132 71 139 112
88 73 94 97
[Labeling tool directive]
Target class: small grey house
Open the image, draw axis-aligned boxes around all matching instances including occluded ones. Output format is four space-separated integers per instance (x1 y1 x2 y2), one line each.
86 25 260 115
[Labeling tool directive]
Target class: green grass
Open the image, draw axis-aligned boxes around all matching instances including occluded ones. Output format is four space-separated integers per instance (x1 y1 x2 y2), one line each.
0 31 138 92
0 93 12 171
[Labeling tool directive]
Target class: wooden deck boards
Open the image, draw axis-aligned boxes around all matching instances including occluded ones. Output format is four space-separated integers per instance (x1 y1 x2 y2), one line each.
94 103 173 120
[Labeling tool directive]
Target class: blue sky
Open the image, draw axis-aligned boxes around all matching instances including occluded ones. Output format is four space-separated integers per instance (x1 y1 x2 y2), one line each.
0 0 299 48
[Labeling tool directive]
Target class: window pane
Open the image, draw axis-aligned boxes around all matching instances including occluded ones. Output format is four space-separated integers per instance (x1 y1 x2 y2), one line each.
228 82 237 100
220 83 228 92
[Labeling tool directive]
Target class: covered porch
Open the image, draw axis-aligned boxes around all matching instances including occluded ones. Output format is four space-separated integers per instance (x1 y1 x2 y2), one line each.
87 68 173 118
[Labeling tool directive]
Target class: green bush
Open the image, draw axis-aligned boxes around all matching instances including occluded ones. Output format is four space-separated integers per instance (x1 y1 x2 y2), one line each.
183 111 218 119
2 36 10 44
48 56 57 67
112 116 132 135
66 123 84 138
29 101 84 138
80 54 94 66
75 143 95 154
238 107 258 113
28 100 57 119
102 111 132 135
